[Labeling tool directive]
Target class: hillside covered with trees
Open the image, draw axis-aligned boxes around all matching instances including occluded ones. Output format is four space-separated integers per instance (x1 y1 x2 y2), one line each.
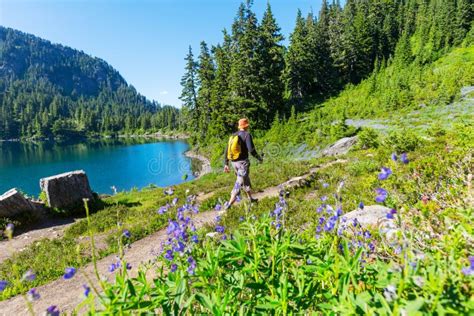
180 0 473 144
0 26 180 140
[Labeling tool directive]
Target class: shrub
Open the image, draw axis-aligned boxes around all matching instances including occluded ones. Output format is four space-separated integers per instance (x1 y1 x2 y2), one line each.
385 130 421 152
357 128 380 149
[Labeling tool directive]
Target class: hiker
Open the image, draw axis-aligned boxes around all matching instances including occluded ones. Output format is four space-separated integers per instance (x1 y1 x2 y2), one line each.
224 118 263 209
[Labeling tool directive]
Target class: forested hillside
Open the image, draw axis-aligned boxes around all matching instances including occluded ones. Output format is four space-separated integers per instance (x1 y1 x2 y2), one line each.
180 0 474 144
0 27 179 140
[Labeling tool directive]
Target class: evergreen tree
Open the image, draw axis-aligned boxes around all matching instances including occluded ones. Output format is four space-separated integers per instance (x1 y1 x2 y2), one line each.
196 41 215 137
179 46 199 130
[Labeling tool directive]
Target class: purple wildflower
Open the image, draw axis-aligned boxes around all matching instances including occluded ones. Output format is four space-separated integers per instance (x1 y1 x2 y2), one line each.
323 183 329 188
400 153 409 164
167 220 179 234
164 250 174 261
307 259 312 264
63 267 76 279
391 153 398 161
157 205 168 214
359 201 364 209
336 207 343 217
363 231 371 239
170 264 178 272
83 284 91 297
375 188 388 203
239 216 245 222
215 225 225 234
387 208 397 219
174 241 185 252
0 280 7 292
215 216 221 222
187 256 196 275
191 235 199 243
45 305 60 316
126 263 132 270
461 256 474 276
122 229 131 238
378 167 392 180
109 263 117 272
27 288 40 302
172 197 179 206
214 203 222 211
320 195 328 202
319 217 325 225
22 270 36 281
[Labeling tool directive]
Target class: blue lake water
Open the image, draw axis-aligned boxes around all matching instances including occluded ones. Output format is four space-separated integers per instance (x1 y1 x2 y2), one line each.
0 139 195 196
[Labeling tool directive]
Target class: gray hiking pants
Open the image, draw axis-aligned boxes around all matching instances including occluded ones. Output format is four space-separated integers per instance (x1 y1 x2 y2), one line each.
231 159 251 195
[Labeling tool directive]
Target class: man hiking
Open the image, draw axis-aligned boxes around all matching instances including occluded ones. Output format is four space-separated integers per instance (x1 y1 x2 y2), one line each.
224 118 263 209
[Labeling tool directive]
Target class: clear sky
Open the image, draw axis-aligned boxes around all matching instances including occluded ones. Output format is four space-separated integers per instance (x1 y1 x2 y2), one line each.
0 0 323 107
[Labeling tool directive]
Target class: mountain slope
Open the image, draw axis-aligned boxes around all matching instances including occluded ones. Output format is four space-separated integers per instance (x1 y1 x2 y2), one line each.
0 27 179 139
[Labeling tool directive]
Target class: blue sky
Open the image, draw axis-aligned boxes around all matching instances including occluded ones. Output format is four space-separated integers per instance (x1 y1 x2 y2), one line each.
1 0 323 107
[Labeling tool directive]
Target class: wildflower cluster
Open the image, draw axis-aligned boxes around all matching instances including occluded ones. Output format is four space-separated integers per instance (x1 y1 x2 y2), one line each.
270 189 288 229
160 192 199 275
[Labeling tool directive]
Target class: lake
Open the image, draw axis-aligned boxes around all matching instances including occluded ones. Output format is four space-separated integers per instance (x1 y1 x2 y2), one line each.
0 139 196 196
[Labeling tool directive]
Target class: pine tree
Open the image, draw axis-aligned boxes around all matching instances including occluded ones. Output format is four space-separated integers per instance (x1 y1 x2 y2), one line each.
285 10 308 100
196 41 215 137
257 2 285 124
179 46 199 130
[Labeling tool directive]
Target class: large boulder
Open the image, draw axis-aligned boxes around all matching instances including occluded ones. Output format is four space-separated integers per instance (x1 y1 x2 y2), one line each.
343 205 391 227
0 189 41 218
322 136 358 157
40 170 94 209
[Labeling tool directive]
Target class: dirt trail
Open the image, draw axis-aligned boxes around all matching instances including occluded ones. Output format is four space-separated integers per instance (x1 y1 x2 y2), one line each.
0 159 346 315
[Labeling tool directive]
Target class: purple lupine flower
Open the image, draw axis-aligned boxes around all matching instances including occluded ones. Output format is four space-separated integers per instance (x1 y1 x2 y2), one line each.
215 215 221 222
164 187 174 195
63 267 76 279
239 216 245 222
363 231 371 239
170 263 178 272
386 208 397 219
336 207 343 217
187 256 196 275
171 197 179 206
0 280 7 292
320 195 328 202
391 153 398 161
167 220 179 234
214 203 222 211
461 256 474 276
191 235 199 243
236 195 242 202
126 263 132 270
164 250 174 261
22 270 36 281
400 153 409 164
319 217 325 225
45 305 60 316
275 223 282 229
27 288 40 302
378 167 392 180
215 225 225 234
83 284 91 297
157 205 168 214
273 206 283 216
323 183 329 188
109 263 117 272
368 242 375 252
122 229 131 238
375 188 388 203
316 206 323 213
192 205 199 214
174 241 185 253
359 201 364 209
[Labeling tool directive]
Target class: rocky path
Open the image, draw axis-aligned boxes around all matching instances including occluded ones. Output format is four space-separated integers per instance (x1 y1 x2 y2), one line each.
0 159 346 315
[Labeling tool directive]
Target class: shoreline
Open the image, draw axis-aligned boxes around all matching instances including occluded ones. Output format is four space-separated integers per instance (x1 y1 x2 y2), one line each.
0 131 190 143
184 150 212 179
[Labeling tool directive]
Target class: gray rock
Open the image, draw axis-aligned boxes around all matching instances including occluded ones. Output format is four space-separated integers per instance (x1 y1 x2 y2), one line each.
322 136 358 156
40 170 94 209
461 86 474 97
0 188 41 217
343 205 391 227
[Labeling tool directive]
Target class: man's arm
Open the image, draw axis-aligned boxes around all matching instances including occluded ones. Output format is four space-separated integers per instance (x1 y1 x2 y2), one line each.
246 134 263 162
224 142 229 166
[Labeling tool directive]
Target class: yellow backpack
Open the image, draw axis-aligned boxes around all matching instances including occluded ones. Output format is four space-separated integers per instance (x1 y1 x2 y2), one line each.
227 134 241 161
